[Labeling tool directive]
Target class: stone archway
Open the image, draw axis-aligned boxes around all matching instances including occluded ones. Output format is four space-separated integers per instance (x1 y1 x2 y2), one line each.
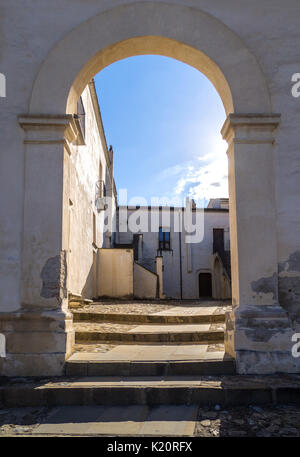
14 1 291 376
29 2 271 115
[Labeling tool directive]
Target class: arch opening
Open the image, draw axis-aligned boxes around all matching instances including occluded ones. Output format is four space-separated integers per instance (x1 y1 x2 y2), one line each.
29 2 272 116
66 36 234 116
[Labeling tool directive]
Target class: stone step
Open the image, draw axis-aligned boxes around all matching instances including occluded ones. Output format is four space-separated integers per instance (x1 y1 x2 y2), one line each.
74 323 224 344
29 404 199 436
73 311 225 325
66 349 235 376
2 374 300 408
69 294 93 309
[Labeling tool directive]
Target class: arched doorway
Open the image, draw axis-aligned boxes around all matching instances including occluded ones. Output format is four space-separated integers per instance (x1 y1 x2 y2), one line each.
15 2 283 376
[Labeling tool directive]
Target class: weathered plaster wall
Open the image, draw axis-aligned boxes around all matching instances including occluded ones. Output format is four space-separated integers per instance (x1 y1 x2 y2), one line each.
66 85 112 299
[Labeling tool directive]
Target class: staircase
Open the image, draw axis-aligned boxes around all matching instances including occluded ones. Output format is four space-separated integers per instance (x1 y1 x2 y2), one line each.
66 300 234 377
2 300 300 411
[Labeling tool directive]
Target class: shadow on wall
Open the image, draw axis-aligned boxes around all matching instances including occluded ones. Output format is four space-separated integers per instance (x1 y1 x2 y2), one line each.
80 257 97 300
212 254 231 300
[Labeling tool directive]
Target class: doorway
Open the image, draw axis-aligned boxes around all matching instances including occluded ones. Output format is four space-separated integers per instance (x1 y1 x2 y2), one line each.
199 272 212 298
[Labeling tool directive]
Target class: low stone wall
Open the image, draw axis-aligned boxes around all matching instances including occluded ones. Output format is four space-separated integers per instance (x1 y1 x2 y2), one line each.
97 249 134 298
133 262 158 299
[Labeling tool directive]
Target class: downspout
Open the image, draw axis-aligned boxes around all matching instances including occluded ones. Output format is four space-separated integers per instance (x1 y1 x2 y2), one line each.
179 211 183 300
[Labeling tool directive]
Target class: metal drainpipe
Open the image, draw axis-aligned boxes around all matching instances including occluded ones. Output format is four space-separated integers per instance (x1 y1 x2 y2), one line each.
179 210 183 300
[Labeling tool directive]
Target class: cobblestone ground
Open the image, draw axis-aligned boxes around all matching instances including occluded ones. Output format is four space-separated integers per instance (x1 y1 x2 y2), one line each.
195 404 300 437
1 404 300 436
0 407 50 436
72 300 232 315
73 302 173 314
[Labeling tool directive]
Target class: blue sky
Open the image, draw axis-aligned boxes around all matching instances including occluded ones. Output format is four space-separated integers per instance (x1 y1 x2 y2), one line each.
94 55 228 207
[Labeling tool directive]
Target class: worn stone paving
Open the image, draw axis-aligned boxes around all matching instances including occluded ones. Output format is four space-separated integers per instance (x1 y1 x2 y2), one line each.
69 344 219 362
73 342 225 354
73 322 225 335
73 300 231 315
73 302 173 314
74 322 138 333
74 342 118 353
1 404 300 436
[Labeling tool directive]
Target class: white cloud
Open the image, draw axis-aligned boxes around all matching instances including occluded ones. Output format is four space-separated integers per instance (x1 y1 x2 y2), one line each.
165 136 229 206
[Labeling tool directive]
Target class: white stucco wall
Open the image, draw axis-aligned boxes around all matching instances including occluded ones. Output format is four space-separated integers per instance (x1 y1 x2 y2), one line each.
67 84 116 298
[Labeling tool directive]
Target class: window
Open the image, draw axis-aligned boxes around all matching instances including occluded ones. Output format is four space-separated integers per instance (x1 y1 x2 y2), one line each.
159 227 171 250
213 228 224 254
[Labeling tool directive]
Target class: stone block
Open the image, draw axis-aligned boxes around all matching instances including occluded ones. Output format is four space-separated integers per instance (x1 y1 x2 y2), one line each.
3 386 46 408
146 387 192 405
6 332 68 354
224 388 272 405
88 362 131 377
93 387 146 405
45 387 93 406
65 361 88 377
190 387 225 405
0 353 66 376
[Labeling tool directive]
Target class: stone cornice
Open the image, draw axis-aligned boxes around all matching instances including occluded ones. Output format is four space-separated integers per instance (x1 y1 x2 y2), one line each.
18 114 85 154
221 113 281 145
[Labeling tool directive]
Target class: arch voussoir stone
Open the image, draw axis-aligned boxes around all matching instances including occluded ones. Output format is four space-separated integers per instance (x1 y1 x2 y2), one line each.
29 2 271 116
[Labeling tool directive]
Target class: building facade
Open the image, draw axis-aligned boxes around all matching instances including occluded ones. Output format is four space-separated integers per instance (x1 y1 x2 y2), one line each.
116 202 231 300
